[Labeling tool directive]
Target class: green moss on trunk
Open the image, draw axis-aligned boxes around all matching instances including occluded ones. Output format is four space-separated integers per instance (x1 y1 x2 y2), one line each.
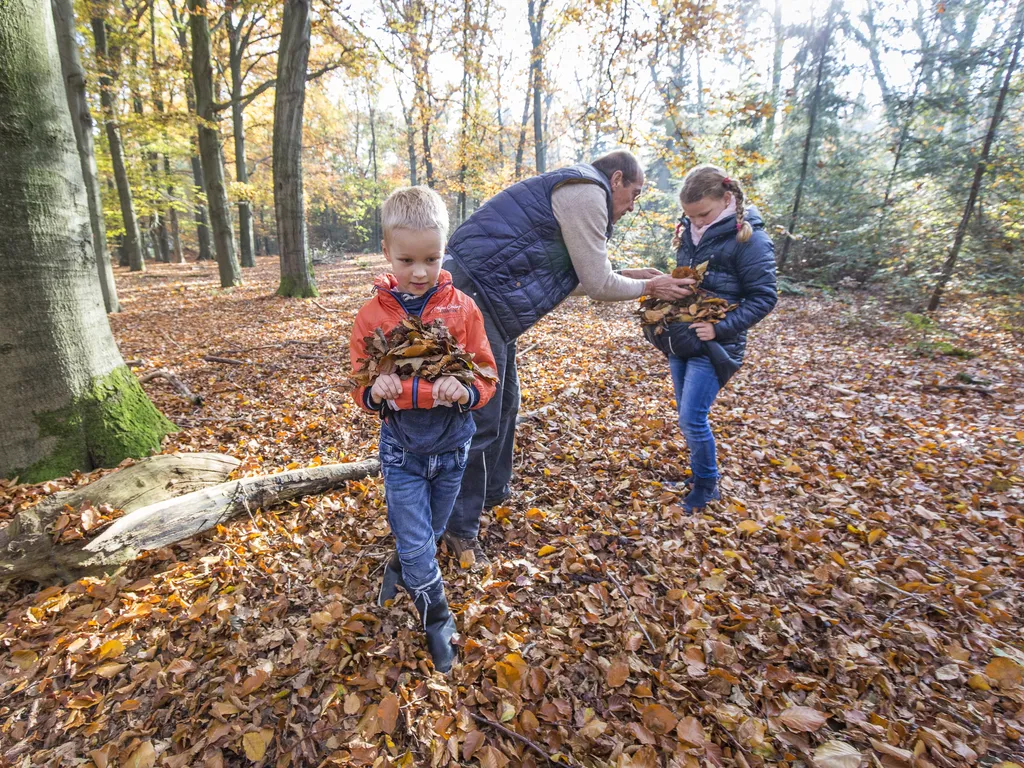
16 366 176 483
276 274 319 298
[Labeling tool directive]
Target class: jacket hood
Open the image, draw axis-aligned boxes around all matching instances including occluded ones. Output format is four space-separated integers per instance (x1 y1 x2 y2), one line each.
372 269 454 294
683 205 765 235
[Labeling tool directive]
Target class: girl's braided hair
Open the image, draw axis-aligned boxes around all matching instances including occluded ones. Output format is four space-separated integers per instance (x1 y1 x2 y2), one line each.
679 164 753 244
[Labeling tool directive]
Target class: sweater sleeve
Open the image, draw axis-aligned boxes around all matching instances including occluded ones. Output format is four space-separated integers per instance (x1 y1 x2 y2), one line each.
552 183 645 302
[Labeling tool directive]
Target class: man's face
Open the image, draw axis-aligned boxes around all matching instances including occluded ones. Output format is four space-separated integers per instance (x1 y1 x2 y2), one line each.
383 228 444 296
610 170 644 223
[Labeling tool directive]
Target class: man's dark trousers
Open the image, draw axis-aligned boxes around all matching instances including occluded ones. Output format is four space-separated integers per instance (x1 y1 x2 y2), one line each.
445 267 519 539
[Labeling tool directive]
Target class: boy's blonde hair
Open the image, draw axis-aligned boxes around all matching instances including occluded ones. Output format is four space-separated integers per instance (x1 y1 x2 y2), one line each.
381 186 449 244
680 165 753 243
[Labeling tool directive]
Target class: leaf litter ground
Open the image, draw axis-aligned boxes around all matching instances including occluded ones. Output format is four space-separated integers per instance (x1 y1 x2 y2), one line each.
1 258 1022 768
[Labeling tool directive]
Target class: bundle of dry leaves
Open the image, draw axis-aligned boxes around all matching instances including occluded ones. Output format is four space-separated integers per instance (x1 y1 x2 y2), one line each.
347 316 496 390
638 264 737 334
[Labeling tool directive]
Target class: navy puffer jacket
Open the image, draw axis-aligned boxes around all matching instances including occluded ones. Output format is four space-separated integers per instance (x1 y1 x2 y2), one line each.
646 207 777 378
445 164 613 342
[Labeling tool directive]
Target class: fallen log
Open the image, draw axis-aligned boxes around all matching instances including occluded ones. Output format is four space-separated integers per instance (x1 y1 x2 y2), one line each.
0 452 240 583
0 456 379 584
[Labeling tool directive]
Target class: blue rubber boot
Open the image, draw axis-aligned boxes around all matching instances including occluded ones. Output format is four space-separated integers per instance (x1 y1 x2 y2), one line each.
377 551 406 606
682 478 720 512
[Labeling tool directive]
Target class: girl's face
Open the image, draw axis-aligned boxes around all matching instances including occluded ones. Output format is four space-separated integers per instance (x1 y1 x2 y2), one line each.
683 192 733 229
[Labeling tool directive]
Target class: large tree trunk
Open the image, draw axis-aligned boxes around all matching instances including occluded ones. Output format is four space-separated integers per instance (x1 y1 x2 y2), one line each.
368 88 382 252
188 0 242 287
0 1 175 483
397 85 418 185
514 76 532 180
528 0 547 174
90 11 144 273
763 0 784 147
227 11 256 268
174 23 214 262
274 0 318 298
190 152 214 260
166 155 186 263
50 0 120 314
776 0 838 273
928 0 1024 311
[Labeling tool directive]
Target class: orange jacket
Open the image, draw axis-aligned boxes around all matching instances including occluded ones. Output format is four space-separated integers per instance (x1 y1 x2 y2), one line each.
350 270 497 413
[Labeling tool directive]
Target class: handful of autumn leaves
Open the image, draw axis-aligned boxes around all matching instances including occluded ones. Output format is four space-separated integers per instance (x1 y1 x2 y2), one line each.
348 316 496 391
638 262 737 334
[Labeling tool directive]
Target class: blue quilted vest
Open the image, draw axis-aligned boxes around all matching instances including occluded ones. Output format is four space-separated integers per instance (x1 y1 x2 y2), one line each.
445 164 614 342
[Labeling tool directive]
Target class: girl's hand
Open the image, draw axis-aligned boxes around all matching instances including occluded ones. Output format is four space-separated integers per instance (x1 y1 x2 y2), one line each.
690 322 716 341
370 373 403 403
433 376 469 406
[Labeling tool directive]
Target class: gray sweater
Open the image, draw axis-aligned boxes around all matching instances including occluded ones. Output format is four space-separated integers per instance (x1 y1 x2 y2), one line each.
551 182 646 301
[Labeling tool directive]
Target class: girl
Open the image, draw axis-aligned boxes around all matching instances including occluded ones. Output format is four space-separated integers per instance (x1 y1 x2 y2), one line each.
654 165 778 512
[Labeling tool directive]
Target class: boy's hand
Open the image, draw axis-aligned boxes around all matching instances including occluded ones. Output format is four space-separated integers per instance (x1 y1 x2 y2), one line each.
690 322 716 341
645 274 695 300
370 373 403 403
433 376 469 406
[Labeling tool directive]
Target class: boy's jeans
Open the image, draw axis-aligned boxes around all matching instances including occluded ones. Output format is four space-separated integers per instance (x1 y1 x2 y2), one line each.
379 437 471 604
668 355 721 481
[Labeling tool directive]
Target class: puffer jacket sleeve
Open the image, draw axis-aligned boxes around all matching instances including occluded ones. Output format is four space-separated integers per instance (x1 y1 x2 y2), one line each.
712 230 778 341
350 304 381 412
461 295 498 409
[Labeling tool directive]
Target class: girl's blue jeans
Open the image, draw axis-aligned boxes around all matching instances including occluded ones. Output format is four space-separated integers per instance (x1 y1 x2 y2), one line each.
378 437 470 604
668 354 722 481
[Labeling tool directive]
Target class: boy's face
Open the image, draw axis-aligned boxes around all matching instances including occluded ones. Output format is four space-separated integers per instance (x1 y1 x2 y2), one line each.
383 228 444 296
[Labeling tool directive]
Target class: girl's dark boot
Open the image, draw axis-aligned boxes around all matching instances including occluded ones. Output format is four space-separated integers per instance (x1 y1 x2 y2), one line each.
377 551 406 606
683 478 720 512
415 591 457 673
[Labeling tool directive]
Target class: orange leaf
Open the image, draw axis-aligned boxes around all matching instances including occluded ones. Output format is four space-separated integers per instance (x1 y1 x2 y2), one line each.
641 703 678 735
463 729 486 761
378 693 400 734
606 658 630 688
778 706 828 732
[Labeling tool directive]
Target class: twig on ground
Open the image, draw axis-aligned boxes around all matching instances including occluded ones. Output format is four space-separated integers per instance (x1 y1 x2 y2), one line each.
138 369 203 406
202 355 247 366
519 342 539 356
926 384 993 396
312 300 342 314
824 384 860 398
123 359 144 367
469 712 569 766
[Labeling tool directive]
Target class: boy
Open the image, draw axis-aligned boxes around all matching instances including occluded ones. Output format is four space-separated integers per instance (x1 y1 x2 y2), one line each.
350 186 496 673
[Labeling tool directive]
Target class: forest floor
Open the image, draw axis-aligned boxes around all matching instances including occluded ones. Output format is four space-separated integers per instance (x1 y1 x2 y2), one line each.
1 256 1023 768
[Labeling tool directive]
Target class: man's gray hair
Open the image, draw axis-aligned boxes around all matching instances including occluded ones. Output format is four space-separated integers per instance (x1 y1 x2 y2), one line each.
592 150 643 185
381 185 450 243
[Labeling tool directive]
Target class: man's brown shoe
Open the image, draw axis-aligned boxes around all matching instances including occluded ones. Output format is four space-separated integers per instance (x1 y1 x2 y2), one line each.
442 533 489 571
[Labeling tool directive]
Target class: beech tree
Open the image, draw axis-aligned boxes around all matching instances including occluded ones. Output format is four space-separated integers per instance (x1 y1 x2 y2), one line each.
0 0 174 483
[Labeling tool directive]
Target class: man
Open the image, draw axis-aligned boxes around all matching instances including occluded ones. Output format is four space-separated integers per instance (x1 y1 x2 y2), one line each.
442 150 694 565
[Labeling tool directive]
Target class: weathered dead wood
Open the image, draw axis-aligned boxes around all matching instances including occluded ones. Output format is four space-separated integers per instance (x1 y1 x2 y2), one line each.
139 369 203 405
0 456 379 584
0 453 240 583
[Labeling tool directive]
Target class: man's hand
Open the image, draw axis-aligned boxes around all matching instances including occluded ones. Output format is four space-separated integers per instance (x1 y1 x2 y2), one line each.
644 274 696 300
690 322 716 341
370 373 403 403
620 267 663 280
433 376 469 407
